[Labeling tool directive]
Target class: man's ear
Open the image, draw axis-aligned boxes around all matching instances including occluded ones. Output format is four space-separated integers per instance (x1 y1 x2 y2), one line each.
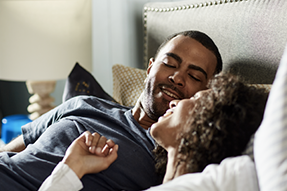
144 58 154 83
147 57 154 75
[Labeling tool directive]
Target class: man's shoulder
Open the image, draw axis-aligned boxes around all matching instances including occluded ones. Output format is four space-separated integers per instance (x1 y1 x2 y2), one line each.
64 95 132 113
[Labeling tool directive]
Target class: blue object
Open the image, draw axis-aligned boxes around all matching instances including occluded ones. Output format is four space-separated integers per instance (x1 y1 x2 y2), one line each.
1 114 32 144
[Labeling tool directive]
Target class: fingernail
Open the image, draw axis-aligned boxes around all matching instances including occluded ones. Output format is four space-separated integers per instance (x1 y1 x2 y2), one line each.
96 147 102 154
89 146 95 153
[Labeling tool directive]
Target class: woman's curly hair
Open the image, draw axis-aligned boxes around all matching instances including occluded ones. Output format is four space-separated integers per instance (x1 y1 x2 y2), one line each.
153 72 269 177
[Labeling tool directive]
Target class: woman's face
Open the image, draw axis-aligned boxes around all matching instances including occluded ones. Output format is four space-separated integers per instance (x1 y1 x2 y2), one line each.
150 90 210 150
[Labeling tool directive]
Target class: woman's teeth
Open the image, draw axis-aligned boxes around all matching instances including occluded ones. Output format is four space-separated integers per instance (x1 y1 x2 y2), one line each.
163 109 173 117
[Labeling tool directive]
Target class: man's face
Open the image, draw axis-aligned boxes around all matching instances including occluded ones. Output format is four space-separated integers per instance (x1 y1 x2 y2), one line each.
142 35 217 120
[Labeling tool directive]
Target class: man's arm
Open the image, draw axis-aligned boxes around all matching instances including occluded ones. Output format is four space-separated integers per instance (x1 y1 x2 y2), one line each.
0 135 26 152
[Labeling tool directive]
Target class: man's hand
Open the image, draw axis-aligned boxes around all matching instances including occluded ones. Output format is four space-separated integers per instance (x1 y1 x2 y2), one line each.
0 135 26 153
62 131 118 179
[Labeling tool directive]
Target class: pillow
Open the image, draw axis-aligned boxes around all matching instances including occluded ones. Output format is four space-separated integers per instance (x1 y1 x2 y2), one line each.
62 63 116 103
112 64 146 106
254 45 287 191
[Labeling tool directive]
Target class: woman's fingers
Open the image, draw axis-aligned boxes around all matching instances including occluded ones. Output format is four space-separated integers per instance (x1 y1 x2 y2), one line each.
102 144 119 169
94 136 107 156
102 139 116 156
85 132 109 156
82 131 93 146
87 132 100 153
63 131 119 179
80 131 118 157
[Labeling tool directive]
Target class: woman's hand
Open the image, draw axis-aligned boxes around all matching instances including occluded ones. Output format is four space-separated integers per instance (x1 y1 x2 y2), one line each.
62 131 118 179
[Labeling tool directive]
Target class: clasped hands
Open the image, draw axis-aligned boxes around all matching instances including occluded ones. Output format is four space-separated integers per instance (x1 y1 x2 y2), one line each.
62 131 119 179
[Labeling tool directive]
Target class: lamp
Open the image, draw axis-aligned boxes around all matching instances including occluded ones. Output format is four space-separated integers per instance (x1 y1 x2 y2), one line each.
0 0 92 120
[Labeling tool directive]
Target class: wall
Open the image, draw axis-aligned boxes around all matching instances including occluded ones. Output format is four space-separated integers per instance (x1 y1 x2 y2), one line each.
91 0 184 96
0 0 91 119
0 0 183 119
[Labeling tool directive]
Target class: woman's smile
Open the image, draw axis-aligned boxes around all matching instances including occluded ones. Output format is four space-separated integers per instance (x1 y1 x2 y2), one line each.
158 108 174 123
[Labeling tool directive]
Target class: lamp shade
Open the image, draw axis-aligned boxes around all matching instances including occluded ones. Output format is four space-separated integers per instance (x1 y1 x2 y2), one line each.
0 0 92 81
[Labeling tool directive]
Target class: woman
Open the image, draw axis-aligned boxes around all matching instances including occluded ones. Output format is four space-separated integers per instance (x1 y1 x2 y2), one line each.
151 73 268 183
39 73 268 190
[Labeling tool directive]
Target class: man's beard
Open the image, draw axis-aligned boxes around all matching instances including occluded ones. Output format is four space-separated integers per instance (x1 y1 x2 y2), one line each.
142 79 170 121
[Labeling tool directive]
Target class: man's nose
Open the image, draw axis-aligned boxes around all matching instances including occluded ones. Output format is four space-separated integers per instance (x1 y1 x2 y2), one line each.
169 71 185 87
169 99 180 108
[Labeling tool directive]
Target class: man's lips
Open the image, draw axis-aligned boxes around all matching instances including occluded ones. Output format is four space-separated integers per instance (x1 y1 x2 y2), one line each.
161 87 181 100
162 89 179 99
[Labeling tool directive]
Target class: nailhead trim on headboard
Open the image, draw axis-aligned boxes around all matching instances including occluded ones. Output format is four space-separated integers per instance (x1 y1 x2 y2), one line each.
142 0 249 67
144 0 249 13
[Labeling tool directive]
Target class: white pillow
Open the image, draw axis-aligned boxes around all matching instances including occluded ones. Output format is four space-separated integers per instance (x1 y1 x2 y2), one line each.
146 155 259 191
254 45 287 191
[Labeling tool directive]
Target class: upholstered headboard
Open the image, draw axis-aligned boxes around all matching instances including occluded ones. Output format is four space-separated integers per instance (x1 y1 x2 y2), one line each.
143 0 287 84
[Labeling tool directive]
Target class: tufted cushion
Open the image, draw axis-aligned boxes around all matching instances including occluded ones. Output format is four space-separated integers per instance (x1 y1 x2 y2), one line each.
112 64 146 106
144 0 287 84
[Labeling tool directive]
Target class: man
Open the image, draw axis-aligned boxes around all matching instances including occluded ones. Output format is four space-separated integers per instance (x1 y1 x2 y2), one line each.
0 30 222 190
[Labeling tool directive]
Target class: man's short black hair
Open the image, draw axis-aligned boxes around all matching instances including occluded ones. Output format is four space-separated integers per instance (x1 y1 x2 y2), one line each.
154 30 222 75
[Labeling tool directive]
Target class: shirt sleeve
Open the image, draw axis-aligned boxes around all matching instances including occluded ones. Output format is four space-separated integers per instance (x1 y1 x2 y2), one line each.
146 155 259 191
39 162 83 191
22 96 81 146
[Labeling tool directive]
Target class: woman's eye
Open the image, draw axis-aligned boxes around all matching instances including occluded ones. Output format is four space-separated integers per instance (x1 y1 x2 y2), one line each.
189 74 201 82
193 93 199 99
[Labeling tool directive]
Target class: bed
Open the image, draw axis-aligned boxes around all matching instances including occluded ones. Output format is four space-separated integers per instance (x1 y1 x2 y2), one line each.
112 0 287 190
65 0 287 190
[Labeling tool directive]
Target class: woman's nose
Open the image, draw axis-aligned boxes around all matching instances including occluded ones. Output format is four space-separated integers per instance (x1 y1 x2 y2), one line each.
169 99 180 108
